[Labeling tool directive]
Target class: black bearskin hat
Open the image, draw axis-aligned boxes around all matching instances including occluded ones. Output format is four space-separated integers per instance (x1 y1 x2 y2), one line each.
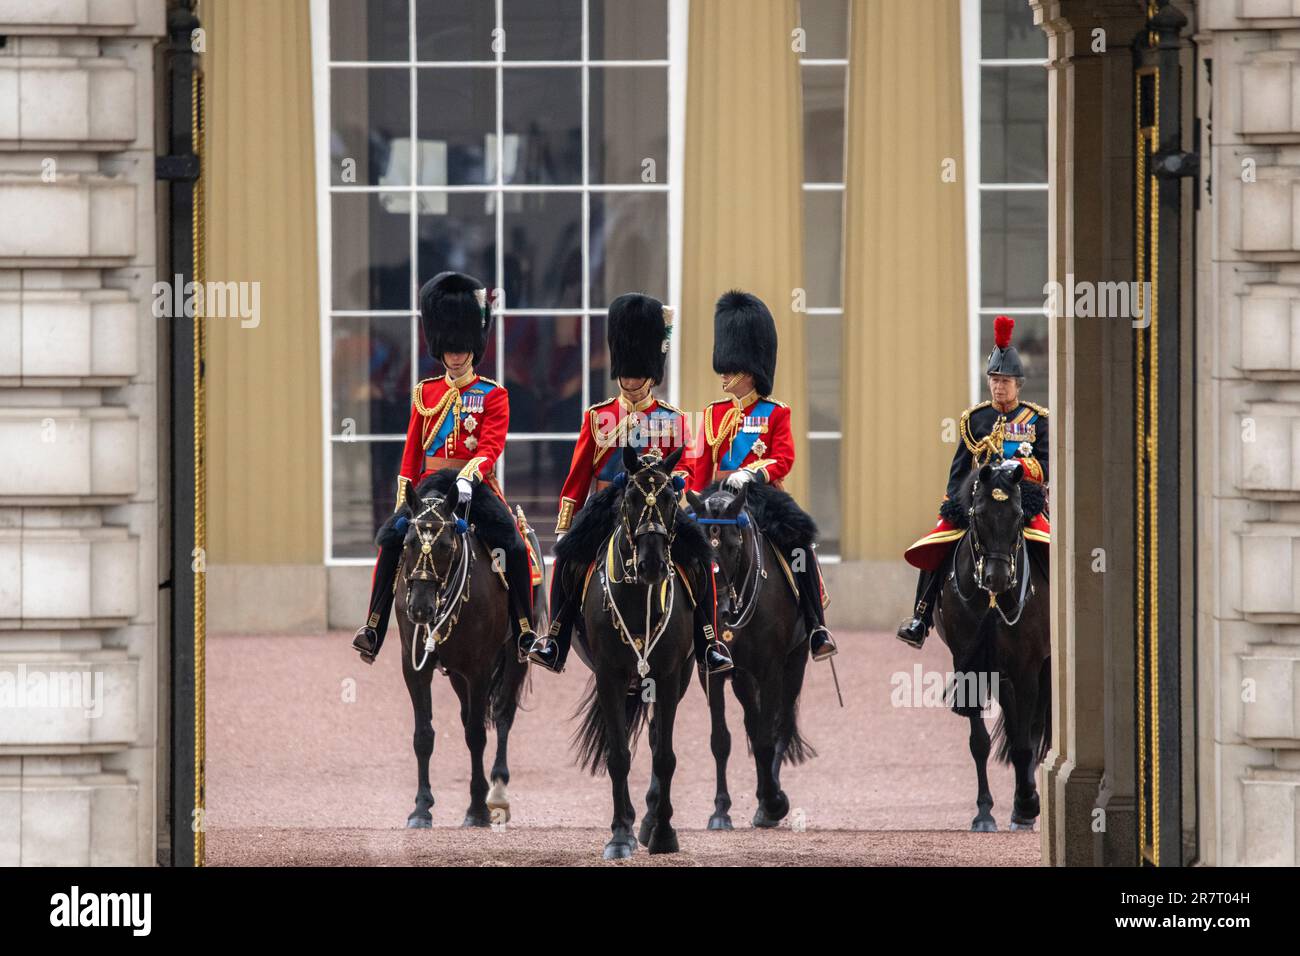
419 271 491 366
608 292 671 384
986 314 1024 378
712 289 777 397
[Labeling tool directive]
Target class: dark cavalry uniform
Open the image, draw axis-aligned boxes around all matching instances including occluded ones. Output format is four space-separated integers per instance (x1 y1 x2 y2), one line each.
351 271 540 664
526 292 729 675
686 290 837 662
898 315 1051 648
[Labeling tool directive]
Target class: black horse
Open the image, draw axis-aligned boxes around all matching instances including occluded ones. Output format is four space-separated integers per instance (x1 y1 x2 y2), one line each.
386 470 544 829
934 459 1051 832
571 446 705 859
686 483 815 830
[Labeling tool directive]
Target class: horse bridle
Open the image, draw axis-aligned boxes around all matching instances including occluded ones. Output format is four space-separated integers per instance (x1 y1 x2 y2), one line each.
404 496 472 670
696 500 764 631
615 467 679 583
955 477 1031 625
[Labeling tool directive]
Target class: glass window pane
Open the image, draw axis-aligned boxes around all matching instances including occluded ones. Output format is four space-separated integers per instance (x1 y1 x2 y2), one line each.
981 67 1047 183
980 190 1048 308
977 311 1048 406
330 0 410 62
802 65 845 182
589 67 669 184
590 192 668 308
332 192 412 311
332 440 404 559
417 321 498 380
502 314 585 433
332 316 413 436
416 190 497 302
331 68 410 187
501 440 571 552
502 69 582 184
416 0 495 61
588 312 614 405
807 314 840 431
416 68 495 185
803 190 843 309
503 0 582 60
502 192 583 309
799 0 848 59
589 0 668 60
807 438 841 554
981 0 1047 60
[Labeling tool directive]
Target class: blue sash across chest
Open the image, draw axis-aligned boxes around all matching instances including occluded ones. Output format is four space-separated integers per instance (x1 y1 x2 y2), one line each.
720 400 775 470
597 406 680 481
430 380 495 453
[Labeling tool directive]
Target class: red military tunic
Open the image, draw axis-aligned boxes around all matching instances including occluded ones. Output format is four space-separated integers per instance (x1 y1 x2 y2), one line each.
556 392 690 532
685 392 795 493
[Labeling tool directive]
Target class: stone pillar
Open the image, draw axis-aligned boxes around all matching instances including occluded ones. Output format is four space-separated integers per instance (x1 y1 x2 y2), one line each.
0 0 165 865
1197 0 1300 866
1031 0 1146 866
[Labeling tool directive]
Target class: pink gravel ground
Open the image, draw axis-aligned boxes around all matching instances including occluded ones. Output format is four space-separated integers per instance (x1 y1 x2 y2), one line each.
205 628 1042 866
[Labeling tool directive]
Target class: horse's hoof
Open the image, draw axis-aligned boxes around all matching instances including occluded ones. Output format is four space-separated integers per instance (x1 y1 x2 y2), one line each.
406 814 432 829
752 807 780 829
462 811 491 829
971 817 998 832
602 838 635 860
753 790 790 828
486 780 511 825
708 814 734 831
1009 818 1037 831
647 825 679 855
637 817 655 848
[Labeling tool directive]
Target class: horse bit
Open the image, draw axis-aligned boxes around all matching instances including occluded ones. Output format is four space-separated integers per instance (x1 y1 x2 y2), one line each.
405 496 472 671
602 468 679 678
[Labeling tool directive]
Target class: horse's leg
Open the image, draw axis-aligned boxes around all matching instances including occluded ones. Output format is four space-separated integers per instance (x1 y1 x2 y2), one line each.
403 657 436 829
645 667 682 854
968 713 996 832
1008 672 1041 830
598 675 637 860
451 673 492 828
487 653 524 826
772 632 811 791
706 671 733 830
638 707 661 848
733 671 786 827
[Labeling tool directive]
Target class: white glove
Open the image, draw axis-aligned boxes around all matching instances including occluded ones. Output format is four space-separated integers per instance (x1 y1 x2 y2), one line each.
556 531 566 542
456 477 474 504
724 470 754 492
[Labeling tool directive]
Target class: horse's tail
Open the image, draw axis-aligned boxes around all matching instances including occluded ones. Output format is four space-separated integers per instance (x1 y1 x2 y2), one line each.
486 641 528 728
990 657 1053 765
777 692 817 766
571 678 649 776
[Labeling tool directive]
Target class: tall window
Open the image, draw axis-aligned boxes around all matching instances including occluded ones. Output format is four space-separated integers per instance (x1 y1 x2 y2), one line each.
964 0 1049 405
317 0 681 562
799 0 847 555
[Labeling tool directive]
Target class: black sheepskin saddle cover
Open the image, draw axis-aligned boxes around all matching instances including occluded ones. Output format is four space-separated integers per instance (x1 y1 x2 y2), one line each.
938 479 1047 529
375 468 520 552
553 483 712 585
701 479 818 555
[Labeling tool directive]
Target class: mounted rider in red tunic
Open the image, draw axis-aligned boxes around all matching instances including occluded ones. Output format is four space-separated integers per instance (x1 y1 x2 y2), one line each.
684 290 837 663
525 292 733 676
350 271 542 664
897 315 1051 648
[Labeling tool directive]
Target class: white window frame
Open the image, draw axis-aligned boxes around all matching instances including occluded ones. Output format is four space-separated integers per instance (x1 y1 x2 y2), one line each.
310 0 689 565
960 0 1049 406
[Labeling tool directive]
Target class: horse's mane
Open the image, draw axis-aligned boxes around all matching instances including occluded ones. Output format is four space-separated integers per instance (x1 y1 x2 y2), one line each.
553 479 712 574
374 468 518 547
700 480 818 553
938 462 1046 529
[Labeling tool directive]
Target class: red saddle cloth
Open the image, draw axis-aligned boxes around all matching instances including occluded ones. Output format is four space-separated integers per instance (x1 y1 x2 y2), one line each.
904 513 1051 572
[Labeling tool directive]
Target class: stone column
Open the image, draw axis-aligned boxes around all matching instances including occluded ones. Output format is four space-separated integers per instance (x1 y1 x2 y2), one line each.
1030 0 1146 866
0 0 166 865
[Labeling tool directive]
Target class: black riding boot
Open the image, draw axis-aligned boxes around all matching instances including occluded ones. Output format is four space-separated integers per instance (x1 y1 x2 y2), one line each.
352 542 402 663
798 551 837 661
504 541 539 662
691 567 734 676
896 569 938 649
527 555 572 673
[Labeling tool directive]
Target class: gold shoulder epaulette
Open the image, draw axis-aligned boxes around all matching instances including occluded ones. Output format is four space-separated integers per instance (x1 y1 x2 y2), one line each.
412 378 438 415
655 398 685 416
588 396 618 413
477 375 502 388
1020 400 1049 417
959 401 993 455
764 397 789 409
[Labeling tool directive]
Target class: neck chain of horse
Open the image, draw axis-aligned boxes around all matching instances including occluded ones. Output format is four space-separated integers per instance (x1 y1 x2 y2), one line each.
708 509 764 631
953 480 1030 626
406 498 473 670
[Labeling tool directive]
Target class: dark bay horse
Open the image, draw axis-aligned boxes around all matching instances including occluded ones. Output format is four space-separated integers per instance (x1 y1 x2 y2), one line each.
571 446 699 859
687 483 815 830
934 459 1051 832
390 470 543 829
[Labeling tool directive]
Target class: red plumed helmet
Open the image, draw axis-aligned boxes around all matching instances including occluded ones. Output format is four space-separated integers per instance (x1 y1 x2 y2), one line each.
994 314 1014 349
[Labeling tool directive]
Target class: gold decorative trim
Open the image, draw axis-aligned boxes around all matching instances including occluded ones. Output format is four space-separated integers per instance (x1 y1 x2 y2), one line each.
444 366 477 389
556 497 577 533
394 475 410 513
191 51 207 868
458 457 488 482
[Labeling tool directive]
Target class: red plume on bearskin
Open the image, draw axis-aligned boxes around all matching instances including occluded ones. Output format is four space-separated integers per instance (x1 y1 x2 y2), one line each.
994 314 1014 349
